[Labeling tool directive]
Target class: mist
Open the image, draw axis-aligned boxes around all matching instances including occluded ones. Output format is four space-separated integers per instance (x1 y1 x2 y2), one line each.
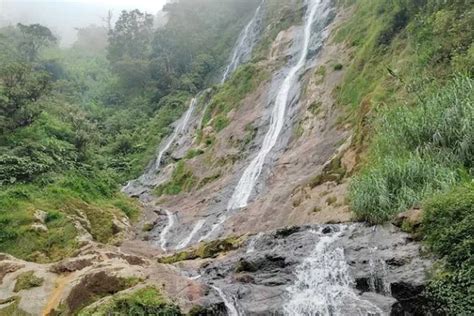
0 0 168 47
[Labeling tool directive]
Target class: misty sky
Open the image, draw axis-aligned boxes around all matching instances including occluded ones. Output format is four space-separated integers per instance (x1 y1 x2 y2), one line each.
0 0 169 46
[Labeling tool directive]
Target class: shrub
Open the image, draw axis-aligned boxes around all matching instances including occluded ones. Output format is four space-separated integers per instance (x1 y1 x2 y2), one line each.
422 183 474 315
350 76 472 223
373 76 474 170
350 154 457 223
79 287 181 316
154 161 197 197
425 264 473 315
14 271 44 292
422 183 474 270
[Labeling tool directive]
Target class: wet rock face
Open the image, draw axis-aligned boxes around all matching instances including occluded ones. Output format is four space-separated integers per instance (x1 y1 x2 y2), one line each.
190 224 431 315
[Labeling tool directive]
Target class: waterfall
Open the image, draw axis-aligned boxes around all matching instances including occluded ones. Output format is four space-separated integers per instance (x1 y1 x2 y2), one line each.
368 247 392 296
175 219 206 250
227 0 328 211
211 285 243 316
123 97 198 192
246 232 264 254
221 1 264 83
284 226 384 316
146 97 197 178
159 210 176 252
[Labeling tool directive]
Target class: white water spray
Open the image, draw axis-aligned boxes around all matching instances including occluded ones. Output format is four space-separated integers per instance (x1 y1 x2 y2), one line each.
368 247 392 296
227 0 326 210
159 210 176 252
122 97 198 194
175 219 206 250
246 232 264 254
211 285 242 316
221 1 263 83
151 97 197 174
284 227 384 316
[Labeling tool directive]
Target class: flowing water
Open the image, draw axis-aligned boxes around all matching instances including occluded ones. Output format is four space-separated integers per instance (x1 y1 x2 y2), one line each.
227 0 328 211
123 97 198 192
159 210 176 252
284 226 384 316
175 219 206 250
221 1 263 83
369 247 392 296
211 285 243 316
246 232 264 254
168 3 265 248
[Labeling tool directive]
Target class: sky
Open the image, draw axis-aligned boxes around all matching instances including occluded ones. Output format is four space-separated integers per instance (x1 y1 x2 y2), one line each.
0 0 169 46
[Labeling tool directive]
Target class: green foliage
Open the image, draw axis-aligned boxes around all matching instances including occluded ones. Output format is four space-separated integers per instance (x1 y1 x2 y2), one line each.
13 271 44 292
253 0 304 60
350 154 458 223
373 77 473 170
185 149 204 160
79 287 182 316
151 0 259 95
0 62 51 133
350 77 472 223
201 64 267 128
16 23 57 62
338 2 473 313
422 183 473 270
154 161 197 197
425 264 473 315
422 183 474 315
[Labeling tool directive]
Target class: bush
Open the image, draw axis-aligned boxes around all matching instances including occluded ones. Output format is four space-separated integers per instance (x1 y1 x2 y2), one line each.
154 161 197 197
79 287 181 315
374 77 474 170
350 76 473 223
422 183 474 269
422 183 474 315
14 271 44 292
350 154 457 223
425 264 473 315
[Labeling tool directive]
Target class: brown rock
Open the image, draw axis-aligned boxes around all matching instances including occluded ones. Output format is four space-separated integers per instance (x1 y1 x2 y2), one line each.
50 257 94 274
0 262 24 283
393 209 423 230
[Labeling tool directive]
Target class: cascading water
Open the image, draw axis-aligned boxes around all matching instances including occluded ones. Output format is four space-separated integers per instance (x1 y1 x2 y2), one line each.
211 285 243 316
175 219 206 250
170 3 265 248
159 210 176 252
221 1 264 83
227 0 329 211
196 0 333 242
368 247 392 296
246 232 264 254
284 226 384 316
123 97 198 193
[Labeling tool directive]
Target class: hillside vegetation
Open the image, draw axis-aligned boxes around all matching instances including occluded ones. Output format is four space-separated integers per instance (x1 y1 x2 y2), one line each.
334 0 473 313
0 0 258 262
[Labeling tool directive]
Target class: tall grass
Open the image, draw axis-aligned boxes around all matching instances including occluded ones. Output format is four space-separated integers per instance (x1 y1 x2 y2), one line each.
350 76 473 223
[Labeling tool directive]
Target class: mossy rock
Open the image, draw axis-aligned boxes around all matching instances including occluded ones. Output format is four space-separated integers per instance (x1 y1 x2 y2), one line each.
158 236 242 264
235 259 258 273
13 271 44 292
309 156 346 188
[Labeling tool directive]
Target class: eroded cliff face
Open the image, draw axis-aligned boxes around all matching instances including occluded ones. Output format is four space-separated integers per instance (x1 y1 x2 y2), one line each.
126 0 351 251
0 1 433 315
